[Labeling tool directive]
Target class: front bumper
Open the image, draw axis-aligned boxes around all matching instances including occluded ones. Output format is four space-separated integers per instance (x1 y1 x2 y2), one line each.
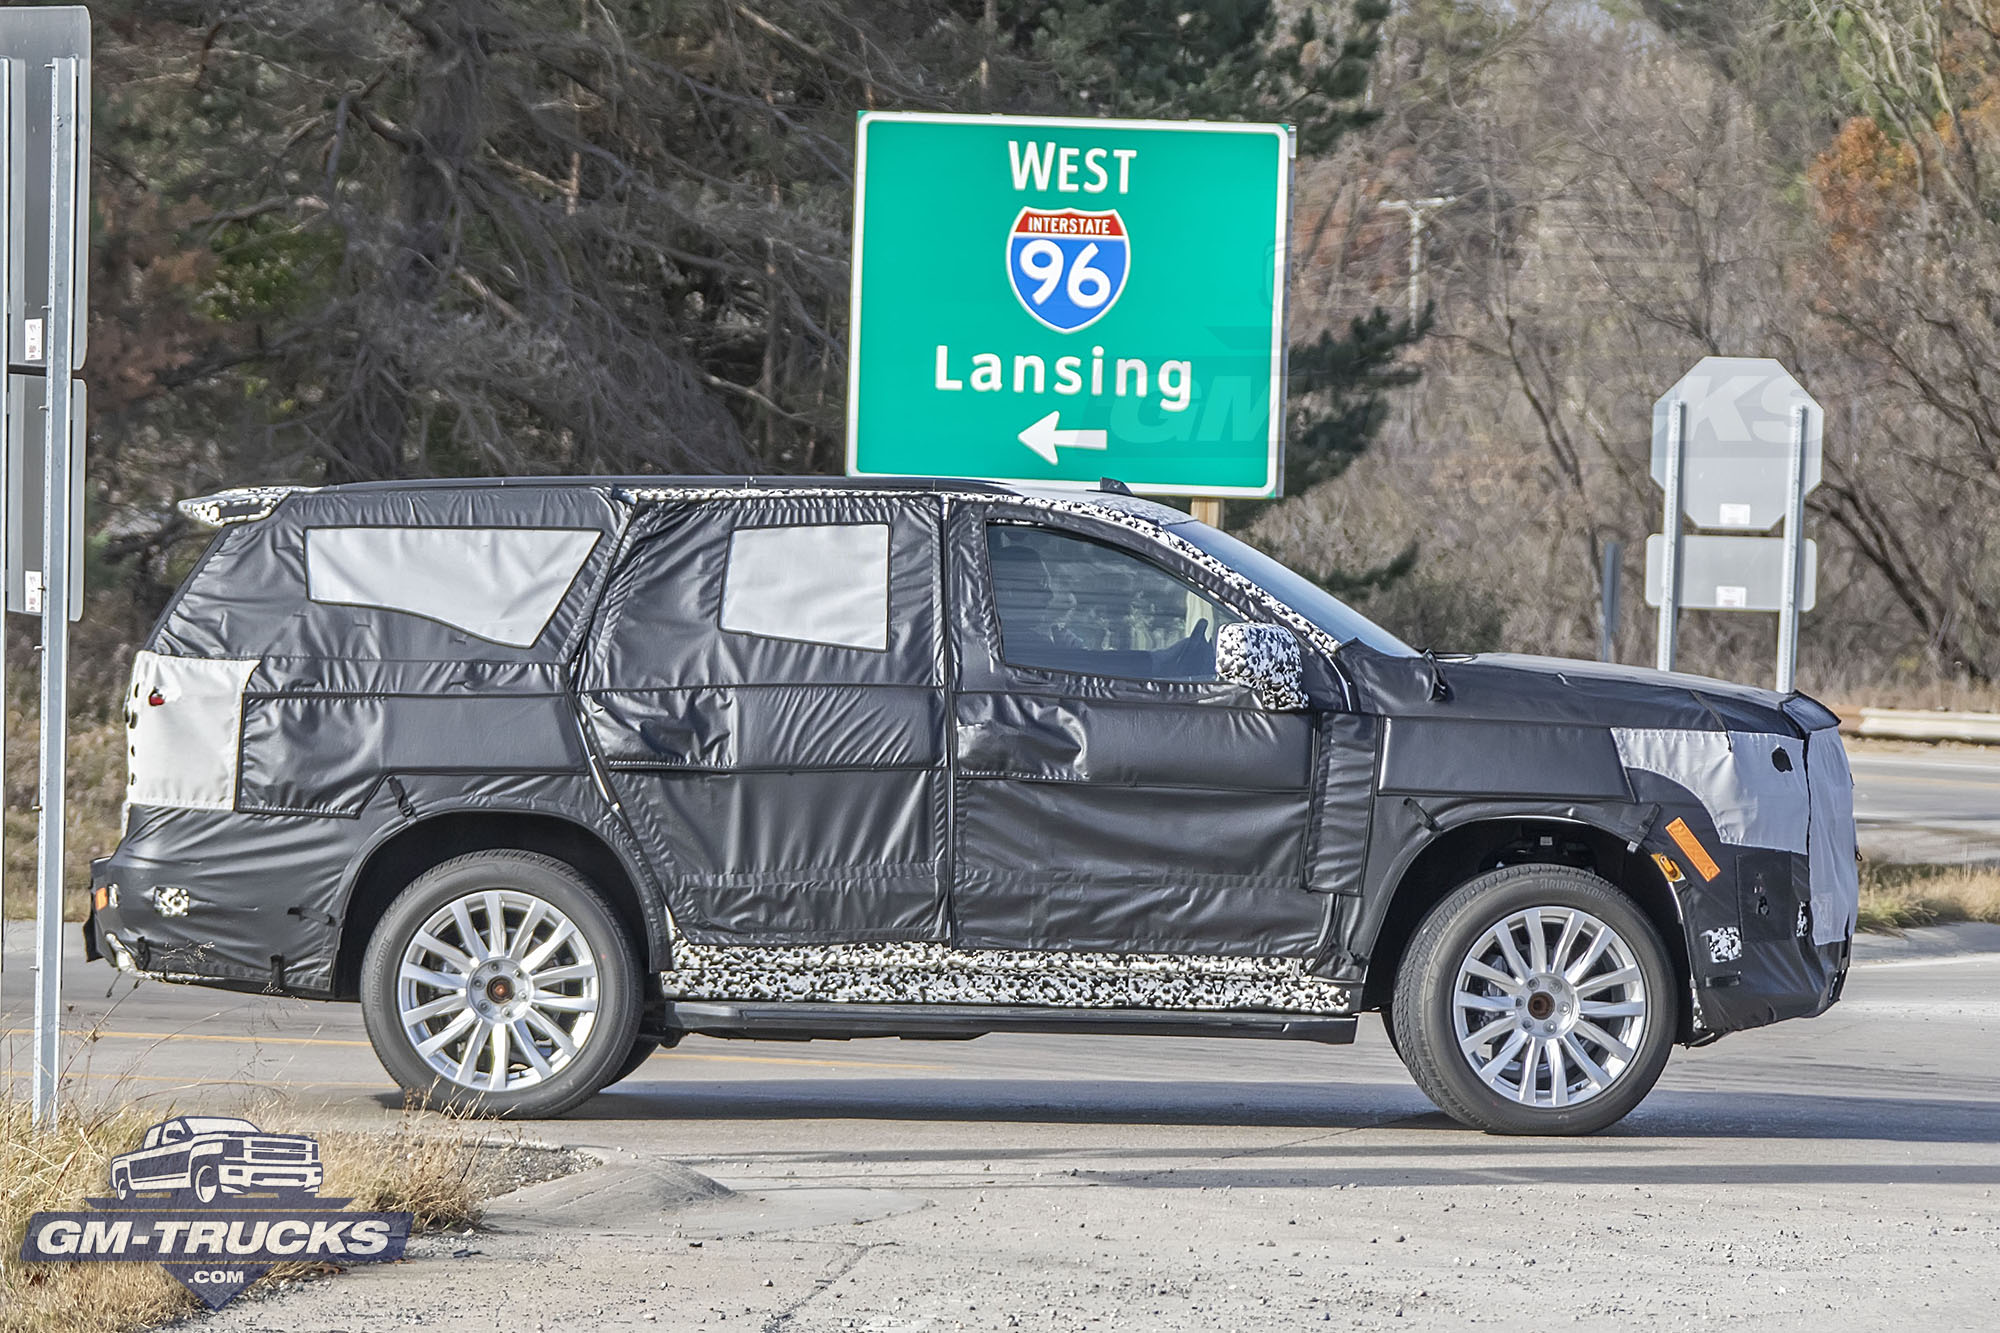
1690 848 1850 1035
1644 819 1852 1037
219 1162 324 1191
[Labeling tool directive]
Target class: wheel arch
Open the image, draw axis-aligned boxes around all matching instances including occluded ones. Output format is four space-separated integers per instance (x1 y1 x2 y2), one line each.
331 808 668 1000
1359 813 1695 1039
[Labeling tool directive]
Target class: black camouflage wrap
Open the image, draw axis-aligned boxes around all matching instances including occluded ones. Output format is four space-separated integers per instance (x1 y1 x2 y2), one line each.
88 477 1853 1042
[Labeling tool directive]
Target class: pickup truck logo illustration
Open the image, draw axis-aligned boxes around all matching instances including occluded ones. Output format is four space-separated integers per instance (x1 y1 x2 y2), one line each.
22 1115 404 1311
108 1116 323 1204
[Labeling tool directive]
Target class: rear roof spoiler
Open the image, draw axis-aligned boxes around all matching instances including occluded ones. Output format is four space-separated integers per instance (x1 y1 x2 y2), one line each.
178 486 318 528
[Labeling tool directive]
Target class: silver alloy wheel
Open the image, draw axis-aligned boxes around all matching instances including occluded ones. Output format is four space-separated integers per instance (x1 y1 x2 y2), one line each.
1450 905 1649 1109
395 889 602 1092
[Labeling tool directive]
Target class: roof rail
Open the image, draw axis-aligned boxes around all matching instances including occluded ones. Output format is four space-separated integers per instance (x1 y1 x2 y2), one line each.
178 485 318 528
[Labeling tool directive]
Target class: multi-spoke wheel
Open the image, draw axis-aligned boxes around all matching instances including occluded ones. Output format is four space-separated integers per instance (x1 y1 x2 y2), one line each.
361 850 641 1117
1391 864 1678 1135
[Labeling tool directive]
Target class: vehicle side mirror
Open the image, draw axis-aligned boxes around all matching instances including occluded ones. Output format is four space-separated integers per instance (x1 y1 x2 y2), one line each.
1216 622 1308 710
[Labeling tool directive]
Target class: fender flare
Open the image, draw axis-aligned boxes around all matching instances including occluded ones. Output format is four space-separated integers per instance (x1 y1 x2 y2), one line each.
1352 796 1692 976
331 786 675 972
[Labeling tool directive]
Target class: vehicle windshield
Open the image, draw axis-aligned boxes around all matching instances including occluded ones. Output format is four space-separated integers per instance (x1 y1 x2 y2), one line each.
183 1117 258 1134
1173 522 1417 657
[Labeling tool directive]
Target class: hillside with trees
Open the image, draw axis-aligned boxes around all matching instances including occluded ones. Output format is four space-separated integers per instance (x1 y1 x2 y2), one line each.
46 0 2000 698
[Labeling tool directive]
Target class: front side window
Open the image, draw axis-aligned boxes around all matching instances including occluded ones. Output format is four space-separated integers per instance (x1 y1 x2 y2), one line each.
987 524 1241 680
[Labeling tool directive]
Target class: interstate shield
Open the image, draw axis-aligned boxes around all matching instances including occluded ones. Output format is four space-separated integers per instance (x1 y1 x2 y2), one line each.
1006 208 1130 333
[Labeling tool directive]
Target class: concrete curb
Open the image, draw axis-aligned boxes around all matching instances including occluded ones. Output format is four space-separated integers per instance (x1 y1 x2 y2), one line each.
1851 920 2000 966
1846 707 2000 744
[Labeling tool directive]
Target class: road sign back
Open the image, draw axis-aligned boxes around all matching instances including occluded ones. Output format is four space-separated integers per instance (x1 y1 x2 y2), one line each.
1650 357 1820 531
1 5 89 371
847 113 1292 498
1644 533 1817 612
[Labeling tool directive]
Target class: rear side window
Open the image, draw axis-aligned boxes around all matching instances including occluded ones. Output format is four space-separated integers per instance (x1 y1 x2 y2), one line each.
305 527 600 647
720 524 890 651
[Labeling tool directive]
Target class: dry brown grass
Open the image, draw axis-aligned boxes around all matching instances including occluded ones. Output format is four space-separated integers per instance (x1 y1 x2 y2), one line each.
2 710 127 922
312 1115 489 1233
0 1097 187 1333
1857 860 2000 934
0 1096 490 1333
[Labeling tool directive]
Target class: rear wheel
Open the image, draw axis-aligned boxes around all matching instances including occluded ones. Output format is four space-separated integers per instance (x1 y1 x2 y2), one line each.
1391 864 1677 1135
360 850 642 1118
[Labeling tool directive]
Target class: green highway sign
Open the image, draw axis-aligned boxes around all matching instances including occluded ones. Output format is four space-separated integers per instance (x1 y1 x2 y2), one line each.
846 112 1293 497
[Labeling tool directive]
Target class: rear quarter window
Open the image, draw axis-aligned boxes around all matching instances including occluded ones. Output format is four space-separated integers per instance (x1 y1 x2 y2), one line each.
304 526 601 648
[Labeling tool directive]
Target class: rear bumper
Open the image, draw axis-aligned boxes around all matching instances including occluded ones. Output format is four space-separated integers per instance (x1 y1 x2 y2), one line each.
88 812 352 997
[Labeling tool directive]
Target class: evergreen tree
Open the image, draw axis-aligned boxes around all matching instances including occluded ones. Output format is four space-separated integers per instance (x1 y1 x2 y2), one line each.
85 1 1417 616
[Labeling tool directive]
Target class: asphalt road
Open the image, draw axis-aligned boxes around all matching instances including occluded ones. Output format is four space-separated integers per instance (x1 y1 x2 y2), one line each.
1850 745 2000 862
5 926 1999 1331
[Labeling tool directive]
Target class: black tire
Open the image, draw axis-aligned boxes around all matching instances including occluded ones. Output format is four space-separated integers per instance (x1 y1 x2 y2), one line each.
606 1037 663 1087
192 1163 220 1205
360 850 643 1118
1390 864 1678 1135
111 1167 132 1201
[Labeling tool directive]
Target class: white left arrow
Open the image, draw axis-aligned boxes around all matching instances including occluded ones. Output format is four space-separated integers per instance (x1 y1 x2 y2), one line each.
1018 411 1108 465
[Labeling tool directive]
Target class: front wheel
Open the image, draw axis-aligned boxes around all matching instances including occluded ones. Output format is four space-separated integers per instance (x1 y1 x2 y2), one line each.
606 1037 663 1087
360 850 643 1118
1391 864 1678 1135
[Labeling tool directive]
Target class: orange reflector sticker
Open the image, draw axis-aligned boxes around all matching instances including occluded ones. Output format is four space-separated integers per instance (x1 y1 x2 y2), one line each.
1665 818 1721 882
1650 853 1685 885
92 885 109 911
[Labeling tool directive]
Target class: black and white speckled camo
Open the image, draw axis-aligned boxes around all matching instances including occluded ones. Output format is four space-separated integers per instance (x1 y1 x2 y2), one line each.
1216 622 1309 710
178 485 319 527
662 940 1354 1014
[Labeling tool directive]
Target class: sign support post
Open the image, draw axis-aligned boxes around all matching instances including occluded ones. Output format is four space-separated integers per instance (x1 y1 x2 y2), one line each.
1645 358 1823 682
29 54 78 1125
1655 399 1685 673
1598 538 1621 663
0 53 11 1005
1776 403 1808 694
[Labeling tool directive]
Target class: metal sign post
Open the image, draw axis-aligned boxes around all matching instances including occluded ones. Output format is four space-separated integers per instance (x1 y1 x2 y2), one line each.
1655 400 1685 672
1776 404 1809 693
30 53 79 1124
1647 358 1823 688
0 52 10 1016
1598 538 1621 664
3 6 92 1125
